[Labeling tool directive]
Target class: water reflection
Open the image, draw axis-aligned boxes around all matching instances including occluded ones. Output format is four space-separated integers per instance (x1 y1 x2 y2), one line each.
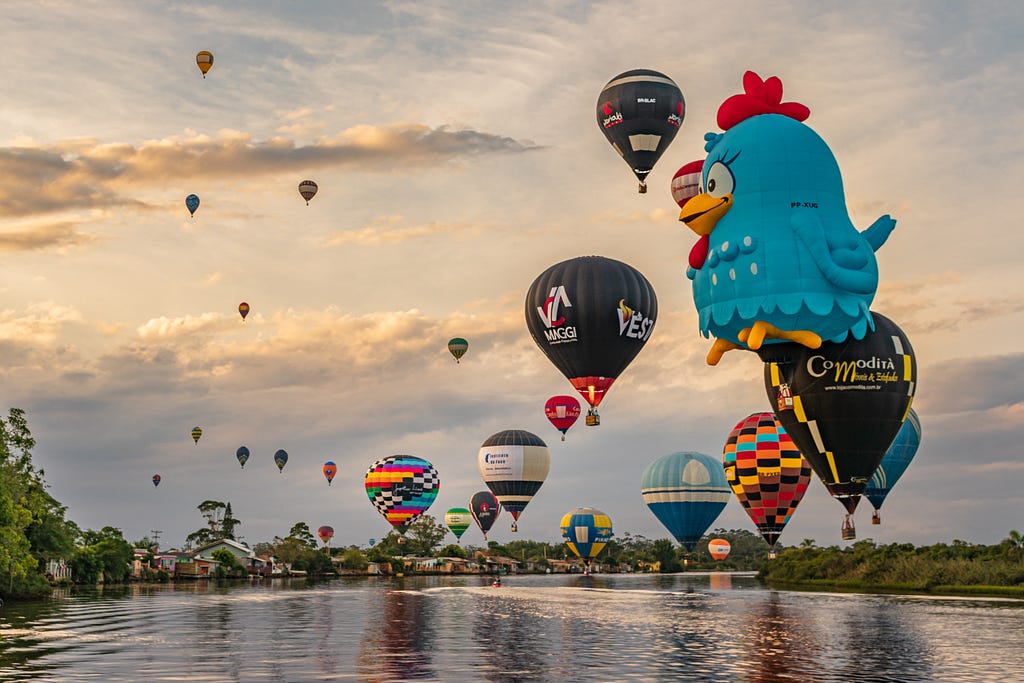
358 586 434 681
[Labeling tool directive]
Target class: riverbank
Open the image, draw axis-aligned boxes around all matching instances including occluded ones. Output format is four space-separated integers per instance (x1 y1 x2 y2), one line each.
759 539 1024 600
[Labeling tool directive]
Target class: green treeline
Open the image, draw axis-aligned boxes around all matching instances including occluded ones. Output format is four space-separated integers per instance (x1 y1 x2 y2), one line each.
760 538 1024 597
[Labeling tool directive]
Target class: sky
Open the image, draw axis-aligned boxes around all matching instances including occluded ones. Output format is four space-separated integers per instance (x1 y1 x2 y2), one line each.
1 0 1021 552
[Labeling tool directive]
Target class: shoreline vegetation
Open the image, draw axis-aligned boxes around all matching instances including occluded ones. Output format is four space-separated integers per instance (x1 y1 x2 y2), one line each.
3 407 1023 603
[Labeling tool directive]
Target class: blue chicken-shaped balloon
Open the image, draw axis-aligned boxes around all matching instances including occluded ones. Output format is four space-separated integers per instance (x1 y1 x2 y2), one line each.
681 71 896 365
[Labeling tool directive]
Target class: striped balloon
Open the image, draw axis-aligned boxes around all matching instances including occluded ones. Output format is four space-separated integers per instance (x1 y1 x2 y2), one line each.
444 508 473 541
864 408 921 519
191 426 202 444
477 430 549 532
723 412 812 552
560 507 614 568
641 451 730 552
364 455 440 536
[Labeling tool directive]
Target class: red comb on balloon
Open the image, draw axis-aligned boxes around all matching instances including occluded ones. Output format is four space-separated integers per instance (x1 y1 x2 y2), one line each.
717 71 810 131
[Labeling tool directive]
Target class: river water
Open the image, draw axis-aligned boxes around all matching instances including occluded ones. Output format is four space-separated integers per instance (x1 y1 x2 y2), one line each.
1 573 1021 682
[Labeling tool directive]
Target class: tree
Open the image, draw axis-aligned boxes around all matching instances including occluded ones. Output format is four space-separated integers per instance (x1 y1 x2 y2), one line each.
339 548 369 571
1009 530 1023 561
76 527 133 583
288 522 317 548
0 408 77 598
222 503 240 540
404 515 448 556
438 544 467 559
211 548 240 577
651 538 682 573
186 501 242 548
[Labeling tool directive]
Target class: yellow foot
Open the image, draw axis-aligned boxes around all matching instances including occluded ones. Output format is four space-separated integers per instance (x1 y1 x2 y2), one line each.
706 338 742 366
738 322 823 350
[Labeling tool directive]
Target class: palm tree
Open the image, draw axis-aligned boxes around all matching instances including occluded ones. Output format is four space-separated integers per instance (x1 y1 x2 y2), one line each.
1008 530 1023 560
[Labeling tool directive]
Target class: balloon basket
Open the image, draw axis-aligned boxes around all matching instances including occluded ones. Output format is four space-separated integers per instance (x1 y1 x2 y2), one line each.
767 549 777 560
585 410 600 427
511 523 518 532
638 182 647 194
841 515 856 541
872 510 881 525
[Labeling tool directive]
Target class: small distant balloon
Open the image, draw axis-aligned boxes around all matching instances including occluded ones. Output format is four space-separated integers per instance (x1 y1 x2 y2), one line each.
236 446 250 468
274 449 288 473
317 525 334 545
185 194 200 217
444 508 473 541
298 180 318 205
447 337 468 363
323 461 337 486
544 395 581 441
196 51 213 78
152 474 161 487
708 538 731 560
368 538 376 547
191 426 202 444
238 302 250 321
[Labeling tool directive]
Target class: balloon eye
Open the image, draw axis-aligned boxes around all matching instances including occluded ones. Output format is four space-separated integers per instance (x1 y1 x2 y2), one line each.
705 161 734 198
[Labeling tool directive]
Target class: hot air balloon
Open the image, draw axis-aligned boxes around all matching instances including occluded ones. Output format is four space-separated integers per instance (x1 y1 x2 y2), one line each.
317 525 334 545
298 180 318 205
444 508 472 542
238 302 250 321
152 474 161 487
185 194 200 217
722 412 812 558
323 461 338 486
865 408 922 525
274 449 289 473
597 69 685 193
368 538 376 547
640 452 730 553
196 51 213 78
526 256 657 426
761 312 916 540
670 159 704 209
236 446 250 468
708 538 731 560
470 491 501 541
364 455 440 540
191 426 202 444
544 395 581 441
560 507 614 575
447 337 468 363
478 430 549 532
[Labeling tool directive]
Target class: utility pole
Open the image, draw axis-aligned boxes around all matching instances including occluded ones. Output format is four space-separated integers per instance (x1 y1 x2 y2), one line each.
150 530 162 550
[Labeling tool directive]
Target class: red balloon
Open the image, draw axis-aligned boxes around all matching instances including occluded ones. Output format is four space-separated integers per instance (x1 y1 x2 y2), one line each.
671 159 704 209
544 395 581 441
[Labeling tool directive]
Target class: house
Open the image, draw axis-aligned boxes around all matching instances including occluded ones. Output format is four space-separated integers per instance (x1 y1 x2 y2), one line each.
45 559 72 582
191 538 272 575
475 553 521 574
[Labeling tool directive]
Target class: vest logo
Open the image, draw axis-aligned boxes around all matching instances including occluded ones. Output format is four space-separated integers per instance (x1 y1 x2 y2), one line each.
617 299 655 340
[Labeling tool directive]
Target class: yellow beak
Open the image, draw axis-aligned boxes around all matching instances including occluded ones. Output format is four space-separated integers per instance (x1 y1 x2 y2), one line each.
679 193 732 236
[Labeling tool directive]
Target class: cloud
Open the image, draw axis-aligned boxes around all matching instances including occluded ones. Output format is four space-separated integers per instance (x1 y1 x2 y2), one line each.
325 215 484 246
917 353 1024 413
0 125 538 219
0 221 97 251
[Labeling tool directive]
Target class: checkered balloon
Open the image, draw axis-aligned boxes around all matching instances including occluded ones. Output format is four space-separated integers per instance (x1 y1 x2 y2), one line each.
364 455 440 534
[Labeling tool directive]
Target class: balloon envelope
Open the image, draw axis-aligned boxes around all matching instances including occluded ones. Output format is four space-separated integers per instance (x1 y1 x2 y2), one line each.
865 408 922 512
761 312 916 514
470 491 501 539
722 412 812 550
152 474 161 487
274 449 289 472
317 525 334 544
597 69 684 192
525 256 657 415
544 395 581 440
185 194 200 217
236 446 250 468
708 538 731 560
196 51 213 76
238 302 250 320
444 508 473 540
298 180 318 204
323 461 337 485
671 159 704 209
560 507 613 564
477 430 549 530
641 451 730 552
191 426 202 444
447 337 468 363
364 455 440 535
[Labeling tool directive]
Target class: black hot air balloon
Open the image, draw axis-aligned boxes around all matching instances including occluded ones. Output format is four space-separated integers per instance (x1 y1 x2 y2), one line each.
526 256 657 425
596 69 684 193
759 312 916 540
470 490 501 541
